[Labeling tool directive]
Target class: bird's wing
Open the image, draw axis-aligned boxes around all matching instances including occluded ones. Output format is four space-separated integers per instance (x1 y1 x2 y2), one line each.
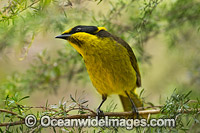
96 30 141 87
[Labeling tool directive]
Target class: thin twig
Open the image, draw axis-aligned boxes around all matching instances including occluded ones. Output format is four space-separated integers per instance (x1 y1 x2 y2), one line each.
23 106 58 113
65 107 96 115
138 105 163 110
0 0 40 22
14 103 58 112
0 121 24 127
0 109 24 119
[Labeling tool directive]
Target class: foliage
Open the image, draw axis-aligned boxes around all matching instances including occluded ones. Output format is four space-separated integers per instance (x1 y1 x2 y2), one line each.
160 89 200 132
0 49 86 98
0 89 199 132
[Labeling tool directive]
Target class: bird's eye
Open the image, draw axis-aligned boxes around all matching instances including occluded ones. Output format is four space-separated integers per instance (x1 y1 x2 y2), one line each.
76 28 81 32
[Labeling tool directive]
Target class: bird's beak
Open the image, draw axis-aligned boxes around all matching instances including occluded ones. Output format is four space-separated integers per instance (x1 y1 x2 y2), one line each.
55 33 72 40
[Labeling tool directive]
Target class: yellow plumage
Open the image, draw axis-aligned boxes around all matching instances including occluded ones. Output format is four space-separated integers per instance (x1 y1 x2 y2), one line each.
56 25 143 116
68 32 137 97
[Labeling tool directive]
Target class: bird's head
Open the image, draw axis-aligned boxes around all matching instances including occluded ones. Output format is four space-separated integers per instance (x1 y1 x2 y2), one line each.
56 25 107 54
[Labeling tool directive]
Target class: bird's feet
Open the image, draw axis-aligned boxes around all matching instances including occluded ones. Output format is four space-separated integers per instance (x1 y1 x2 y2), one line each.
132 106 139 119
96 108 104 119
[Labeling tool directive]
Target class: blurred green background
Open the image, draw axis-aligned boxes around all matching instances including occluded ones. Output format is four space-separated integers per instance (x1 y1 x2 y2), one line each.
0 0 200 132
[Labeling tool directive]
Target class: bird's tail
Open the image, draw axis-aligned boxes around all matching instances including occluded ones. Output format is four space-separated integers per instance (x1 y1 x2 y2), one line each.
119 91 143 111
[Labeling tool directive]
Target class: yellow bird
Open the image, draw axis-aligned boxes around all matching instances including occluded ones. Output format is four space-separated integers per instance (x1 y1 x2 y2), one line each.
56 25 143 117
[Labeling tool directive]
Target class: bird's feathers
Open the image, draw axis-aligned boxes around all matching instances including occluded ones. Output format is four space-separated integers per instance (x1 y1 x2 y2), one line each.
96 30 141 87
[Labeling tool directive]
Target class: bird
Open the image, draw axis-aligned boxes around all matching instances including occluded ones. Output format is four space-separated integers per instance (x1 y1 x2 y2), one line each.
56 25 143 117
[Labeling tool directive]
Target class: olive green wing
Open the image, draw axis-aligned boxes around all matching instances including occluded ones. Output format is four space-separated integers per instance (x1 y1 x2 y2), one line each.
96 30 141 87
113 35 141 87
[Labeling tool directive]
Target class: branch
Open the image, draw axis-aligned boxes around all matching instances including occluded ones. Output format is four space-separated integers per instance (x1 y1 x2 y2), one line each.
0 121 24 127
0 108 199 127
60 109 160 119
18 105 58 113
0 0 40 22
0 109 24 119
64 107 96 115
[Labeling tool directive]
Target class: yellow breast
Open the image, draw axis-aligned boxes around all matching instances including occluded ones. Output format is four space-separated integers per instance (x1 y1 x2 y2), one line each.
68 33 137 96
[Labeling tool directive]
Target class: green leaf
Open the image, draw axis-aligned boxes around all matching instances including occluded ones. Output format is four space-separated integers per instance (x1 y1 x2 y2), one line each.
184 91 192 99
70 94 76 102
19 96 30 102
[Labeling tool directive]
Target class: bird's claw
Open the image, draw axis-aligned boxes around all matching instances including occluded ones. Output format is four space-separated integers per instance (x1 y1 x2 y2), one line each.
132 107 139 119
96 108 104 119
